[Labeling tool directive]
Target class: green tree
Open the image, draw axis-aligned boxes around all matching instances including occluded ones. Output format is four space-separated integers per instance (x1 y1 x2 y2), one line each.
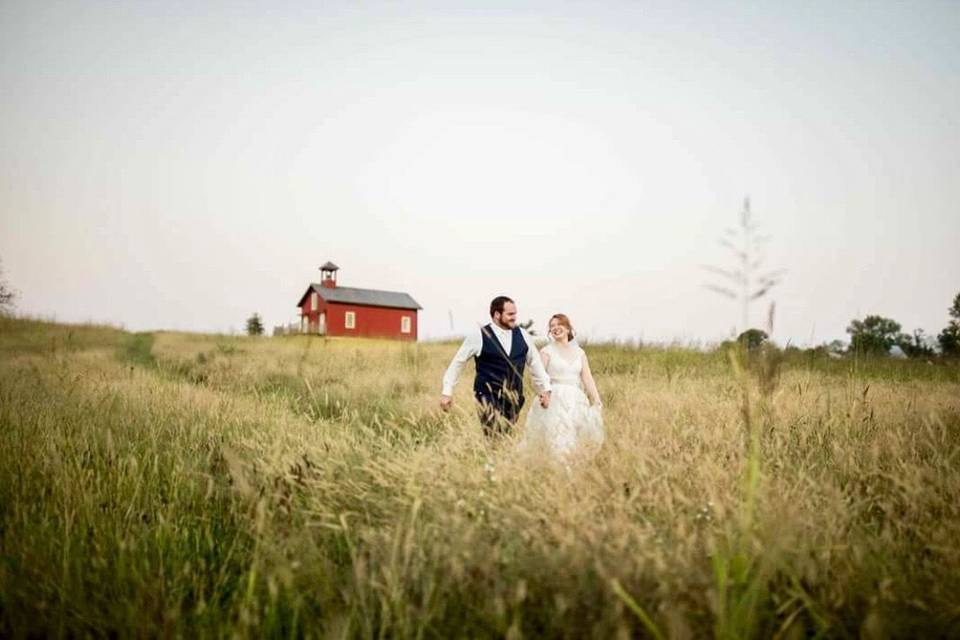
246 312 264 336
736 328 769 352
0 258 16 314
846 315 902 355
827 339 847 354
937 291 960 356
898 328 935 358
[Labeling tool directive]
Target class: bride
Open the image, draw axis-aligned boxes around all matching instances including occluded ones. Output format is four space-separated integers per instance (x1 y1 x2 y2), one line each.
521 314 604 463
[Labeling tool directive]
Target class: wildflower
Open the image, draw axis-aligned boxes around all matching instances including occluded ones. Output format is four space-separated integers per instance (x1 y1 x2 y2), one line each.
695 502 714 524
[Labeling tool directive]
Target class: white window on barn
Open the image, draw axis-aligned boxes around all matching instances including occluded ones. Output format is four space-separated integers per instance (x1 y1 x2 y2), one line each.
310 292 318 311
401 316 411 333
344 311 356 329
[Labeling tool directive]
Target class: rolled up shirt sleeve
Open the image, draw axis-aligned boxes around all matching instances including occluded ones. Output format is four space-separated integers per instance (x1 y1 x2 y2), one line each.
523 330 552 393
441 332 482 396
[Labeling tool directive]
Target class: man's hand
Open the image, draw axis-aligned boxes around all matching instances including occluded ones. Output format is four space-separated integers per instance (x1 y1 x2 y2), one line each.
440 395 453 412
539 391 551 409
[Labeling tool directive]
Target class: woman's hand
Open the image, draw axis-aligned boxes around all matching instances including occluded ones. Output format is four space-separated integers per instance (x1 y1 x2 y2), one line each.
539 390 551 408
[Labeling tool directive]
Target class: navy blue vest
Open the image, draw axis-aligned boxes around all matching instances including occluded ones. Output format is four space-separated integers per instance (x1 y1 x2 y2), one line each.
474 324 528 404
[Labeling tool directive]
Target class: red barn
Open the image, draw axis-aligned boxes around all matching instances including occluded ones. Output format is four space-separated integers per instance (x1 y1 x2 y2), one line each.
296 262 422 341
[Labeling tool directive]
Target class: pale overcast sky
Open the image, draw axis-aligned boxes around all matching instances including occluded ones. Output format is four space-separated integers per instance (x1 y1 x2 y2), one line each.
2 1 958 344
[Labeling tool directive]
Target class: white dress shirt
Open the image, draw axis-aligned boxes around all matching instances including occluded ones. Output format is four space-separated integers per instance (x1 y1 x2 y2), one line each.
441 323 552 397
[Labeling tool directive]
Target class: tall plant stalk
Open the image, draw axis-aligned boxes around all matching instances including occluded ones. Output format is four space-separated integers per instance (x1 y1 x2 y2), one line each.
704 198 785 334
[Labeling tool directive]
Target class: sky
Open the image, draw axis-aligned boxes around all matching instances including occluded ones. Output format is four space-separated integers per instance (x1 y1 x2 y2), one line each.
2 0 958 345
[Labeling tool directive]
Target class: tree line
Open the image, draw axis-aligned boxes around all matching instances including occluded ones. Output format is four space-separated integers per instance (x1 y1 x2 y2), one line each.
702 200 958 359
844 291 960 358
733 291 960 358
2 258 957 355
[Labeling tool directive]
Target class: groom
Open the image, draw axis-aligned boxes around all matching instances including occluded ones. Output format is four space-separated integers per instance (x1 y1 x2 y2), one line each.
440 296 551 436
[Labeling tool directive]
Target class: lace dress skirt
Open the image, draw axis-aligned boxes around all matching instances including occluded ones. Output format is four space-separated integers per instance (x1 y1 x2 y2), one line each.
521 378 604 461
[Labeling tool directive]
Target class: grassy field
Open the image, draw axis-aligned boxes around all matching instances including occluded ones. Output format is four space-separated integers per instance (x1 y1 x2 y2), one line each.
1 315 959 638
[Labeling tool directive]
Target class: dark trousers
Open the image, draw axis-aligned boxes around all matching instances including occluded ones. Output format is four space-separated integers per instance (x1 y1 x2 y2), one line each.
475 390 524 437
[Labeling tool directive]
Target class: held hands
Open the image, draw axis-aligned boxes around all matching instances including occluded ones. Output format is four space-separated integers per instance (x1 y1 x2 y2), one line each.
539 391 551 409
442 392 552 410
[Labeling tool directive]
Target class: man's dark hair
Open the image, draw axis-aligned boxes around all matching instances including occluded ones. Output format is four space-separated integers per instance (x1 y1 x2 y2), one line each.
489 296 514 318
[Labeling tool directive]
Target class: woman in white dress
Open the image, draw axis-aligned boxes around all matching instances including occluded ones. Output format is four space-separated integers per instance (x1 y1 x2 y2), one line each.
521 314 604 463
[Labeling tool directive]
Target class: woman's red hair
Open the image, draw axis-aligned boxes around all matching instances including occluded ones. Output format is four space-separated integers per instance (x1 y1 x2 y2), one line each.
550 313 574 340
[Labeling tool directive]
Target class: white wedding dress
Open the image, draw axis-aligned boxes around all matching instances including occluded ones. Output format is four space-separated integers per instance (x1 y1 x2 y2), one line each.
521 342 604 462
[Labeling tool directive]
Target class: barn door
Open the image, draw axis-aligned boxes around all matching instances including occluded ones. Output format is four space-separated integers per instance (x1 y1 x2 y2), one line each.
319 312 326 335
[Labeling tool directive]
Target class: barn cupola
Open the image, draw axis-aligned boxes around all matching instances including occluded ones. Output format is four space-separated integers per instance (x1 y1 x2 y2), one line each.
320 261 339 288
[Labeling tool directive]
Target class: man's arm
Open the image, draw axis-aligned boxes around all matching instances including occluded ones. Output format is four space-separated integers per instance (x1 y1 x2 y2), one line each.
440 332 481 409
523 330 552 393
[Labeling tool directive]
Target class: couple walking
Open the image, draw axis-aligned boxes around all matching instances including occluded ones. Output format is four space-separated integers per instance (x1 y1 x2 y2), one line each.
440 296 604 462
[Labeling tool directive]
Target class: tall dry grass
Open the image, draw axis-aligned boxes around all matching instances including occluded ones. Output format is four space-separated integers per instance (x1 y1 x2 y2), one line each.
1 315 958 638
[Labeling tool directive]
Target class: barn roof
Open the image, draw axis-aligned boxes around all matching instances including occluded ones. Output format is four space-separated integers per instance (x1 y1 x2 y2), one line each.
297 284 422 310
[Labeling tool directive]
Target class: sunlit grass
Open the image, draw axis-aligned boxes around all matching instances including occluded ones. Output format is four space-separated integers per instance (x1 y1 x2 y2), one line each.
1 317 958 637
